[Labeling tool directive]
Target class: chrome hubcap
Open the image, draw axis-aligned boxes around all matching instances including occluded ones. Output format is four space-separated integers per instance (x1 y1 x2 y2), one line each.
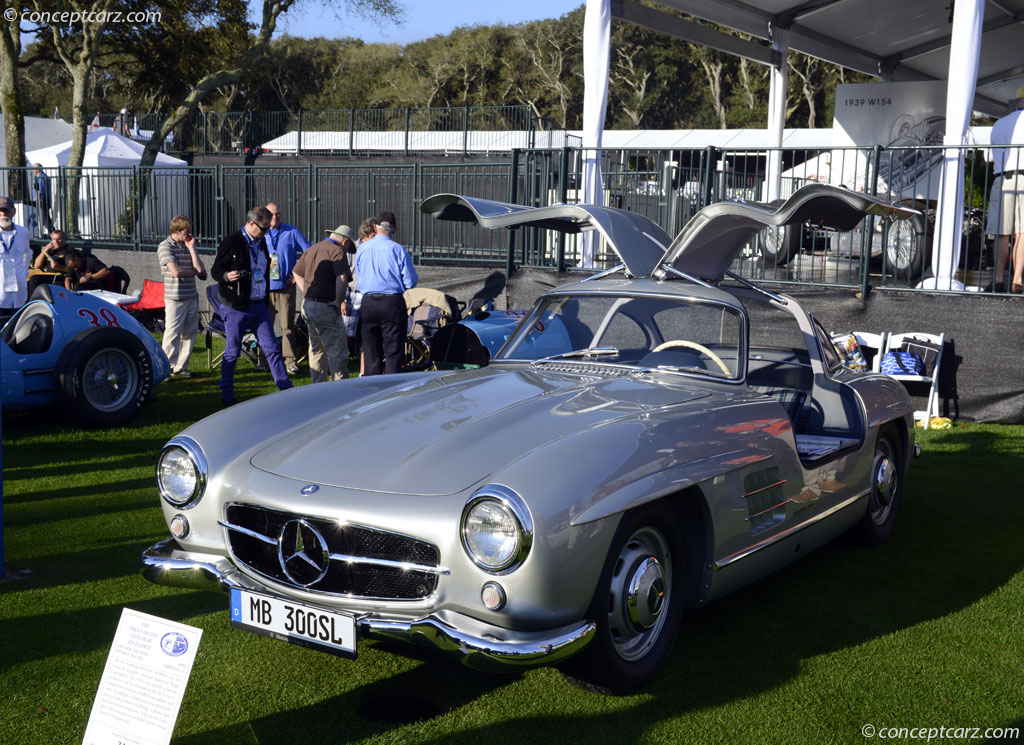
868 440 898 526
607 526 672 662
626 557 665 631
874 455 896 507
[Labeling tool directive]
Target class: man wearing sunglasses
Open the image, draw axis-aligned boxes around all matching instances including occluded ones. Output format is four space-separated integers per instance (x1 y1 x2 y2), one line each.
211 206 294 406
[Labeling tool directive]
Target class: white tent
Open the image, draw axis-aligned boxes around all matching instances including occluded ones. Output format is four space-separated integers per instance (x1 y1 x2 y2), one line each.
0 115 74 224
26 127 189 239
0 115 73 162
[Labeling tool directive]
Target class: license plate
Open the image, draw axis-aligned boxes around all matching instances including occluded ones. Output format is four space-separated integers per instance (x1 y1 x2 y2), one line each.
230 588 356 658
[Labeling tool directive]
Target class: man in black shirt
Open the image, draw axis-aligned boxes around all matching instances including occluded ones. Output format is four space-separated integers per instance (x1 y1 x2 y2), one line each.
64 250 109 291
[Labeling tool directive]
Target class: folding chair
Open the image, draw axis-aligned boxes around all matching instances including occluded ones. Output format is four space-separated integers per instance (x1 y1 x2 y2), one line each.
119 279 164 332
883 332 945 428
832 331 888 373
404 287 457 371
202 284 263 370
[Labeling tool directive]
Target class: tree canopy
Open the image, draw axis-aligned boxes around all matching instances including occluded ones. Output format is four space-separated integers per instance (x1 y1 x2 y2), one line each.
16 3 870 132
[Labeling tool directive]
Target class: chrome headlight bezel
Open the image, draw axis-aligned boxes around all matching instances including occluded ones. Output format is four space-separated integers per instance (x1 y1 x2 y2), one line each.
156 436 208 509
460 485 533 574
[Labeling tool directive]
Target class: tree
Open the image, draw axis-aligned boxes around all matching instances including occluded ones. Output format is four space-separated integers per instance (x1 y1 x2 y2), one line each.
502 11 583 127
135 0 401 167
1 1 31 198
31 0 117 235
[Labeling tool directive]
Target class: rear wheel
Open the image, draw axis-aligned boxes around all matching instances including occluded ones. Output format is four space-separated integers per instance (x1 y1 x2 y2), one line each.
884 220 928 281
58 328 152 427
562 503 685 693
858 430 903 544
759 225 800 266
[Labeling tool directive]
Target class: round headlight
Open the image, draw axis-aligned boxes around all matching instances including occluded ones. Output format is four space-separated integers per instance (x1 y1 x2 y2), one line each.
157 437 207 508
461 487 532 573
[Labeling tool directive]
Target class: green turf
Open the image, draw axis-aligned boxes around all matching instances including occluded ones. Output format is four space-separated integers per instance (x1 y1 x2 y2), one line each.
2 349 1023 744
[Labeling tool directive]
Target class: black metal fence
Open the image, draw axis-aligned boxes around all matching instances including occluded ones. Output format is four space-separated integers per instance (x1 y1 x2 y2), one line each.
6 141 1019 295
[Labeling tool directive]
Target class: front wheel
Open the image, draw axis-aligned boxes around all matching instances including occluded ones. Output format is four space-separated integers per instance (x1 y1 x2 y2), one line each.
57 328 152 427
562 503 685 693
858 431 903 544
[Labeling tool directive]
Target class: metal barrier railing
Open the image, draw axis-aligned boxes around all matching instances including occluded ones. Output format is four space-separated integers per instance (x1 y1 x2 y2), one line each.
4 142 1018 295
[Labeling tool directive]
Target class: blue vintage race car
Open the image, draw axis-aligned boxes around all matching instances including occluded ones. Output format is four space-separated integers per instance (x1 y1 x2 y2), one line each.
1 285 169 426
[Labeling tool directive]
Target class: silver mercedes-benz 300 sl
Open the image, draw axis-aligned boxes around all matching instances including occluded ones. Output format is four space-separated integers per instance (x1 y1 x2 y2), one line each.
142 184 918 692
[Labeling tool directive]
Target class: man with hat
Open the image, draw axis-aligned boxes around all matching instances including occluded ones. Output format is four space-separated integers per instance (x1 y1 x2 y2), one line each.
264 202 311 375
987 88 1024 293
353 211 417 375
0 196 33 324
292 224 354 382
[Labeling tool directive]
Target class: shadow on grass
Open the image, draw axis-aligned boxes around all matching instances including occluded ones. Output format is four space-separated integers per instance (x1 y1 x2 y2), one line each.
168 428 1024 742
174 661 515 745
4 479 155 509
1 439 165 478
0 537 164 596
0 589 224 668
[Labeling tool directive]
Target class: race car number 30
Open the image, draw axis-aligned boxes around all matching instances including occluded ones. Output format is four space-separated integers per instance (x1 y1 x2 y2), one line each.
230 588 356 657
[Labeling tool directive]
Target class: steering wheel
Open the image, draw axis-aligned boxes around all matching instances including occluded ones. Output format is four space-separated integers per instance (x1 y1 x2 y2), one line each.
650 340 732 376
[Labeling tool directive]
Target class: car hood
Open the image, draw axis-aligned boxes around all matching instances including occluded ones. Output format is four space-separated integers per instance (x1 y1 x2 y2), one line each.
249 367 710 495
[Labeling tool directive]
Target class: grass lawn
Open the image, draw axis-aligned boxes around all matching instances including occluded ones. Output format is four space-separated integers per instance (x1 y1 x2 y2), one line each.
2 342 1023 744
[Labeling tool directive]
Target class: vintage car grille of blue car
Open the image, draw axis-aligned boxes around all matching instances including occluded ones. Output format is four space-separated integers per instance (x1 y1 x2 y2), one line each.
221 504 441 600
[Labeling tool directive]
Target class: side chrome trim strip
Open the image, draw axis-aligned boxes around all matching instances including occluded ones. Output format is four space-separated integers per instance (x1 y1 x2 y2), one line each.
716 492 865 569
743 479 787 498
744 500 790 521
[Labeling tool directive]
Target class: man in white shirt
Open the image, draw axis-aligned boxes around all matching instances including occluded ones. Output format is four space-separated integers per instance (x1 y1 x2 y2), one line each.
987 91 1024 293
0 197 33 323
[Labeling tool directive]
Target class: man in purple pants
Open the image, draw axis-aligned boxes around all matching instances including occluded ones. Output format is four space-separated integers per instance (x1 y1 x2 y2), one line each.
211 206 294 406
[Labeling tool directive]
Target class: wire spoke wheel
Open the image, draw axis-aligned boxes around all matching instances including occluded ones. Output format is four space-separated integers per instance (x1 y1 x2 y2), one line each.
82 347 139 412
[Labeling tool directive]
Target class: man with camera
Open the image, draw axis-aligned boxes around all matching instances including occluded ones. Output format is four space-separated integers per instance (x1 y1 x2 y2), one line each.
211 206 293 406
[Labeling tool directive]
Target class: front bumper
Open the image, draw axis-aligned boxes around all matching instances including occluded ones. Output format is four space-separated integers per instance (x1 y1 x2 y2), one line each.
140 539 595 672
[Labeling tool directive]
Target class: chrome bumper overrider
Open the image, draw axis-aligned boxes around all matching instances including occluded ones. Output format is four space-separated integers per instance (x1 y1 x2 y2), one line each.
140 539 595 672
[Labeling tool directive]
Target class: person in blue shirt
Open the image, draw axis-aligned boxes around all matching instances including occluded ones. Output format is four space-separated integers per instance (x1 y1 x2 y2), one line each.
264 202 311 375
353 211 417 375
32 164 53 233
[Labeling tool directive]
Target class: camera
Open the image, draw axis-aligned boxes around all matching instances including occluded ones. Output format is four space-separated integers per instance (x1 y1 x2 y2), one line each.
237 269 249 277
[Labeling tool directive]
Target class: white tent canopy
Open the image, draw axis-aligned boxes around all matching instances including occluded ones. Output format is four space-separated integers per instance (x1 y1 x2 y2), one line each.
0 115 73 163
26 128 189 240
26 127 186 168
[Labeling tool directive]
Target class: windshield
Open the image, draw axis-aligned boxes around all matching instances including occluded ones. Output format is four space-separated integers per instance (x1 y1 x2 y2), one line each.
498 294 744 380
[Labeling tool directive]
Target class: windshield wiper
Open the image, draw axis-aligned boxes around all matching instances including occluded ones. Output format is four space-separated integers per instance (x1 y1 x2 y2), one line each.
533 347 620 363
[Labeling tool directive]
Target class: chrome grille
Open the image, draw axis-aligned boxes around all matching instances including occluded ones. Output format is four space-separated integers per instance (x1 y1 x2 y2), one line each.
222 503 442 600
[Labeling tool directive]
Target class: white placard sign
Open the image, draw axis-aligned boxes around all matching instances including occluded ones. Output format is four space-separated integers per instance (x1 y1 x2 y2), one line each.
832 81 948 200
82 609 202 745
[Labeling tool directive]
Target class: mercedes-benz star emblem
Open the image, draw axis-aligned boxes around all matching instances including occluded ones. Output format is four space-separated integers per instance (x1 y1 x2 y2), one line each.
277 519 330 587
300 484 319 495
